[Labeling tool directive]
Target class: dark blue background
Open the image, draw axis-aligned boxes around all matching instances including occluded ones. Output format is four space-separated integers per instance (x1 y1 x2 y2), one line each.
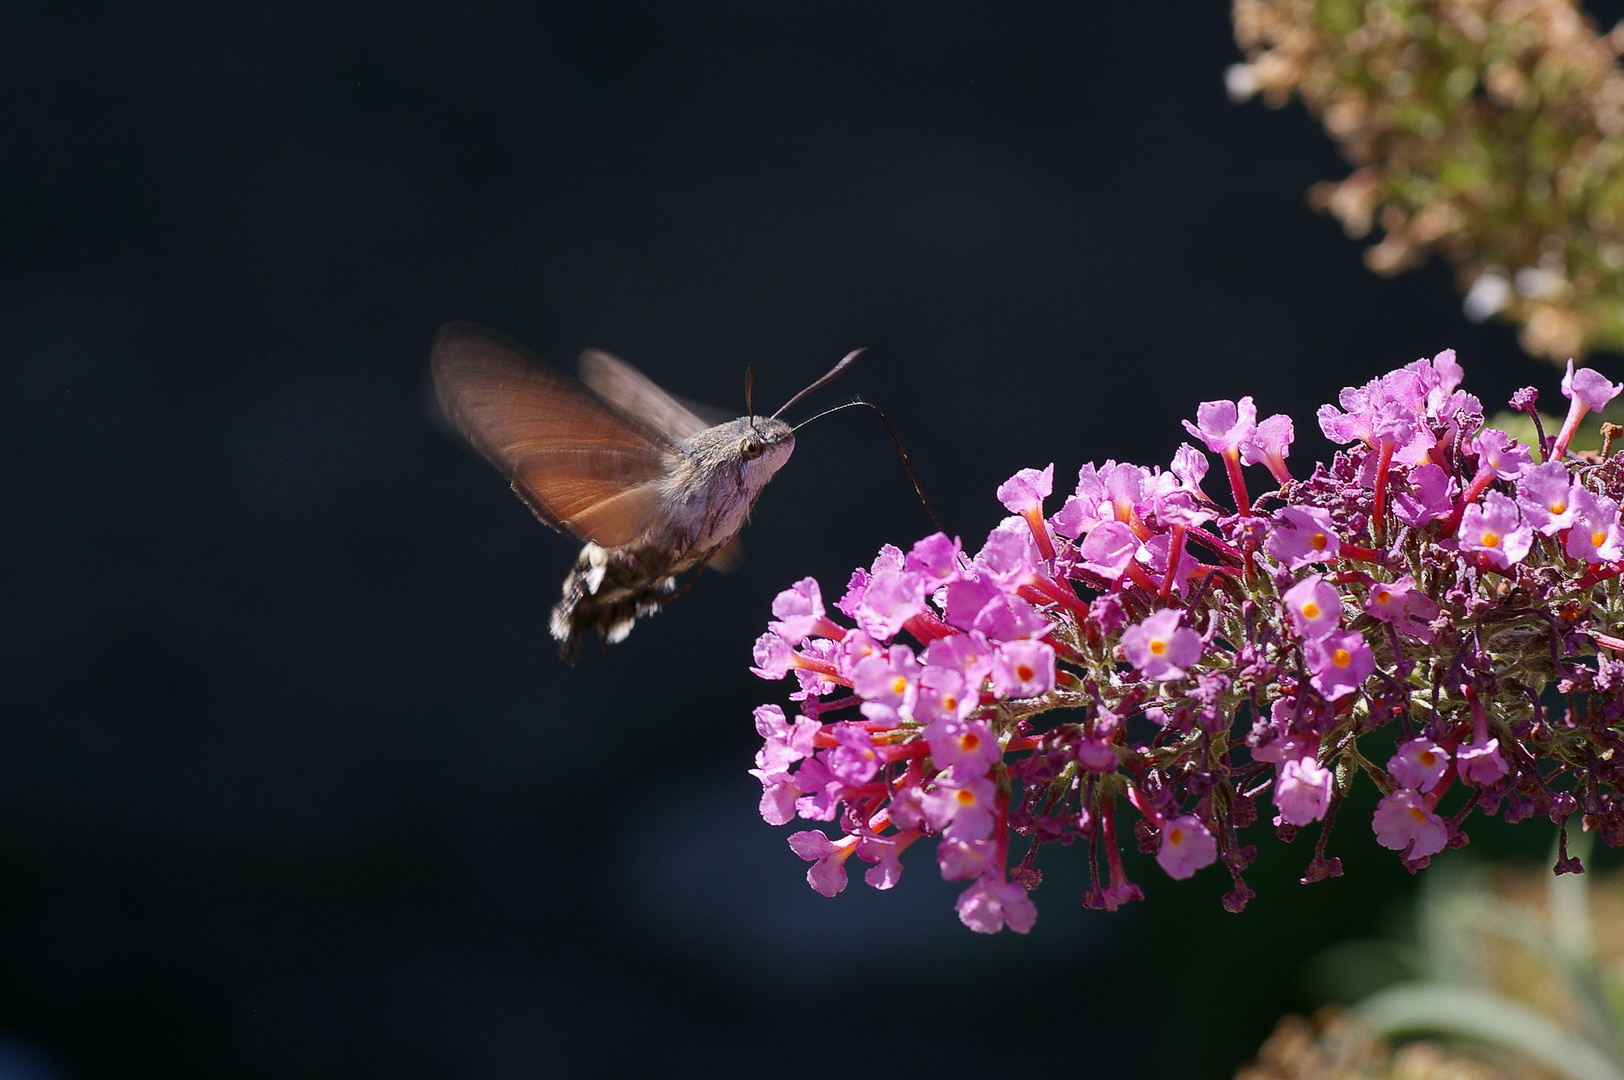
1 3 1612 1077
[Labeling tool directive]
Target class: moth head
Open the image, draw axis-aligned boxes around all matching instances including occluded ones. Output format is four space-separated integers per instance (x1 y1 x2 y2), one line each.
734 415 795 474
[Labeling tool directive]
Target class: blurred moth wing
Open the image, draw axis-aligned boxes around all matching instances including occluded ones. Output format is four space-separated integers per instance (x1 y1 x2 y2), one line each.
430 322 798 658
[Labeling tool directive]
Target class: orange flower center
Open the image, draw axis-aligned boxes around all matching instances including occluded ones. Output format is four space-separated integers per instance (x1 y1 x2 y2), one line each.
1481 531 1500 548
1333 648 1352 668
1309 533 1329 552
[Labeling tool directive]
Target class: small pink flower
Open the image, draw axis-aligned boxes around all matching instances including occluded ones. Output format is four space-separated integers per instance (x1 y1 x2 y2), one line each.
912 665 976 725
1266 505 1342 570
1471 428 1532 481
1275 756 1333 826
1077 520 1142 580
937 836 996 881
768 578 828 644
1121 609 1202 681
1156 814 1218 879
1562 360 1623 413
1391 463 1455 527
924 716 1001 775
1516 461 1579 536
852 645 920 726
1564 488 1624 565
1283 575 1342 641
921 772 998 841
749 632 796 680
854 568 928 639
855 832 913 891
956 876 1037 934
787 830 858 897
1372 790 1447 858
1456 737 1510 784
991 638 1056 699
923 631 995 688
1364 576 1438 642
997 464 1054 515
1388 738 1450 792
1240 413 1295 481
1183 396 1258 455
1304 630 1374 700
905 532 964 584
753 704 819 772
750 768 800 825
1458 491 1533 569
1171 442 1210 491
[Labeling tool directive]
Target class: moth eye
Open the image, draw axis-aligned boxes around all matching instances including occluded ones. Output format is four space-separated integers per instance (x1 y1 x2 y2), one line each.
739 437 764 461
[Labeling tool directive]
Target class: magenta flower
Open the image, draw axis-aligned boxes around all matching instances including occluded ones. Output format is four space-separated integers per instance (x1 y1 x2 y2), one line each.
854 568 928 639
1562 359 1623 413
855 832 911 891
1371 791 1448 859
1051 463 1112 538
913 665 976 725
923 631 995 686
906 532 964 585
937 836 996 881
992 638 1056 698
956 876 1037 934
1458 491 1533 569
1156 814 1218 879
750 767 800 826
1456 737 1509 784
1240 413 1294 482
1391 463 1455 527
852 645 920 726
1275 756 1333 826
1121 609 1202 681
1516 461 1579 535
1564 489 1624 565
972 593 1049 641
924 716 1000 775
1171 442 1210 491
1078 520 1142 580
1555 361 1624 456
753 704 819 772
975 518 1045 588
788 830 857 897
1183 396 1258 456
749 632 796 680
1364 576 1438 642
827 725 883 784
1304 630 1374 700
1283 575 1342 641
1389 738 1450 792
1266 505 1342 570
997 464 1054 515
1471 428 1532 481
921 772 998 842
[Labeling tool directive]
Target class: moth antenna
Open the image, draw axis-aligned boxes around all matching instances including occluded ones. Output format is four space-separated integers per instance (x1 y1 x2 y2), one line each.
744 363 756 420
792 398 943 534
771 348 866 420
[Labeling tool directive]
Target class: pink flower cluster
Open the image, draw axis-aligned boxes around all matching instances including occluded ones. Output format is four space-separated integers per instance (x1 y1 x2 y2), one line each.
751 351 1624 932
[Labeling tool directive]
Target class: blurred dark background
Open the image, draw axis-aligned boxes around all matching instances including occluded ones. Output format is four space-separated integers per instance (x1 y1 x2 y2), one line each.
2 2 1618 1078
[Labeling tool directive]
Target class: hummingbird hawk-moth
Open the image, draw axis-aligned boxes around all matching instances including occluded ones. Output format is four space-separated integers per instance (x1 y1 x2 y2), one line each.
430 322 867 658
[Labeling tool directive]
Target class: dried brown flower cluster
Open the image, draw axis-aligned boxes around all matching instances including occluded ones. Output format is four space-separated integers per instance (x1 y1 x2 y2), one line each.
1232 0 1624 362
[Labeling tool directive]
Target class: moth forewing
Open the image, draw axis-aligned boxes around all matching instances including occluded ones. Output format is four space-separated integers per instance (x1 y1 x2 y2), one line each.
432 322 811 659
